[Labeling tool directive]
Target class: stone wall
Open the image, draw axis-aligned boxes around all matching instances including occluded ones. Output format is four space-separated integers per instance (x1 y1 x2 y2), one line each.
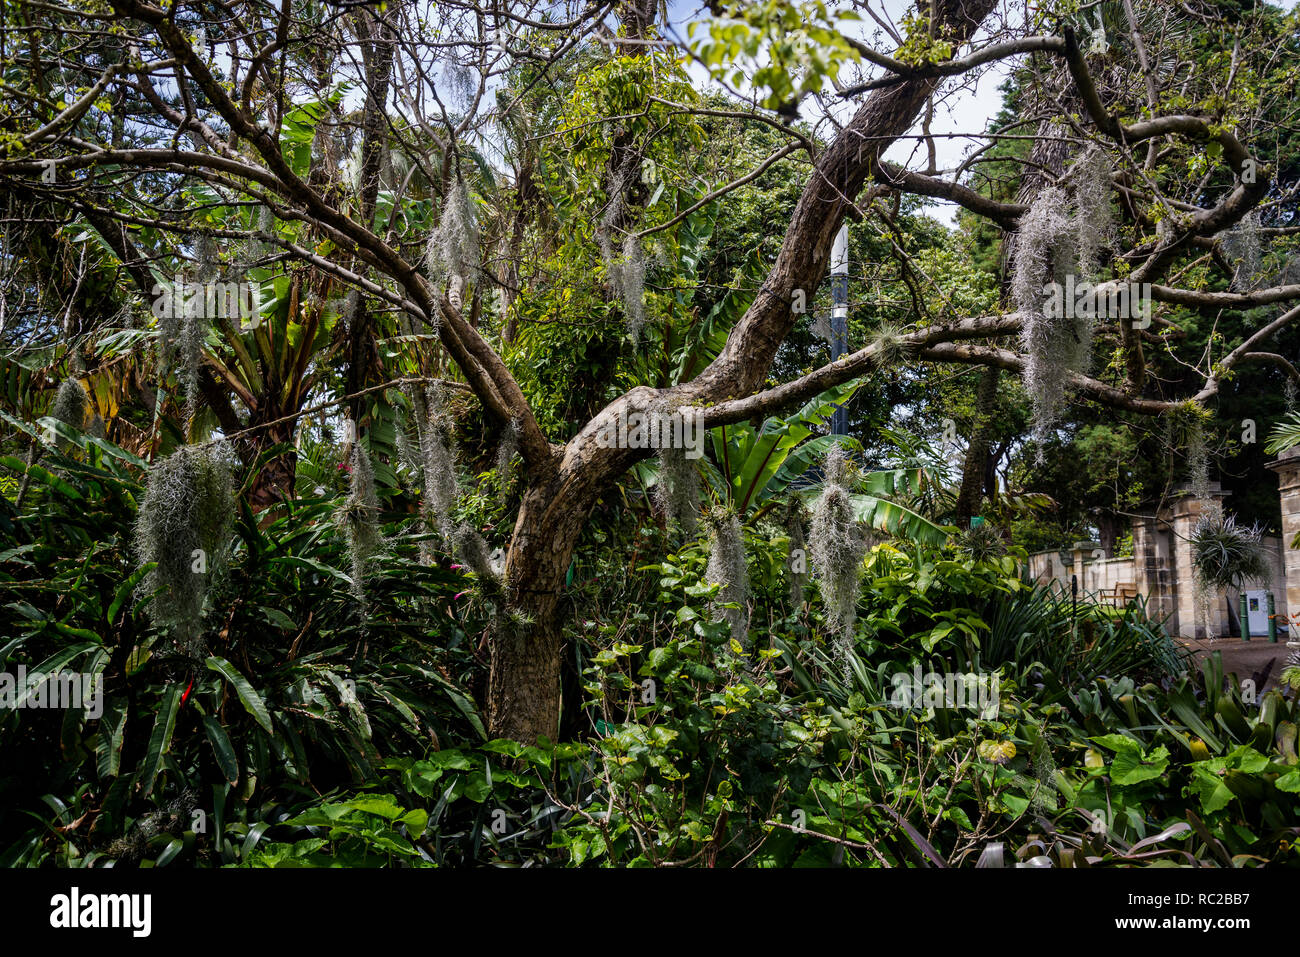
1027 492 1290 639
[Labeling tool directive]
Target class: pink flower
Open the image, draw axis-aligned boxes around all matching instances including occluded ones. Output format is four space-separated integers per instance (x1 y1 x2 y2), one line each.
450 564 465 571
453 591 468 600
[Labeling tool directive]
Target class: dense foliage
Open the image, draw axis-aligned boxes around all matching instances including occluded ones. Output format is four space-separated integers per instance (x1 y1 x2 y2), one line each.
2 0 1299 868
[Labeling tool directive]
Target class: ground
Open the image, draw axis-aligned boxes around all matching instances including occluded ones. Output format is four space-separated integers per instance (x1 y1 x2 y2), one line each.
1177 636 1298 695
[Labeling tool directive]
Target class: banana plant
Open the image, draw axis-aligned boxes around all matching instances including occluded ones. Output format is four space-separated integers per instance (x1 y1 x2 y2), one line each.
707 383 950 544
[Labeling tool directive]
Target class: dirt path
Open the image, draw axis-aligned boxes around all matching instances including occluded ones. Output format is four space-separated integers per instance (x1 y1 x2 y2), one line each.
1176 636 1297 695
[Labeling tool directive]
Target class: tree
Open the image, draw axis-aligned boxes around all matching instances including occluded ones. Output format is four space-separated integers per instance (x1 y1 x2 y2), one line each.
3 0 1298 742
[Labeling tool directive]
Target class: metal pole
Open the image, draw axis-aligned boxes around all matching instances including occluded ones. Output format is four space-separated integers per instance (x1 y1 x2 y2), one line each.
1240 593 1250 640
1267 591 1278 643
830 224 849 436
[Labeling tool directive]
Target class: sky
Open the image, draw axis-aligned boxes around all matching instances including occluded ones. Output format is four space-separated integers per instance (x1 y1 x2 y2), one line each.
661 0 1019 225
662 0 1300 225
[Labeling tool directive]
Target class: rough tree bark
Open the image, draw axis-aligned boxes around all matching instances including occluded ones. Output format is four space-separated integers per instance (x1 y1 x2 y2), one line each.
955 365 999 525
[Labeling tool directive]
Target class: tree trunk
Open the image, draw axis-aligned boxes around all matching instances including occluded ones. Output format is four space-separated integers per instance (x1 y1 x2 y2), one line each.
955 366 999 525
486 478 593 742
245 417 298 509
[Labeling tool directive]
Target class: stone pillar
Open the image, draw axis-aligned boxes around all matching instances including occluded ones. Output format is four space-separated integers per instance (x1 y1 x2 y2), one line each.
1132 515 1176 631
1071 541 1101 594
1265 450 1300 626
1169 483 1230 638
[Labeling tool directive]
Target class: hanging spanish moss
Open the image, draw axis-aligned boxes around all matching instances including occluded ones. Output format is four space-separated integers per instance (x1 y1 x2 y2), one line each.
426 176 479 313
422 404 460 539
807 444 869 675
156 284 182 379
178 299 205 434
1069 147 1114 279
1185 412 1212 506
655 445 699 535
447 60 476 107
1013 186 1084 447
597 160 634 266
394 404 422 479
341 289 360 337
1029 736 1058 812
608 233 647 344
495 416 520 506
133 443 235 655
1224 209 1262 292
702 504 750 647
452 522 501 583
339 438 382 609
1172 403 1220 637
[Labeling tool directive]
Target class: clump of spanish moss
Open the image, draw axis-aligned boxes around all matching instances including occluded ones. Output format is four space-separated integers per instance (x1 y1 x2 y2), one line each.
51 377 91 433
156 286 182 379
339 440 382 607
607 233 647 344
655 445 699 535
1224 209 1263 292
426 177 479 313
807 445 870 674
495 416 520 506
178 301 205 434
341 289 361 337
597 160 635 265
421 402 460 538
447 60 476 107
1029 736 1058 812
452 522 500 583
1069 147 1114 279
1186 415 1212 506
702 505 750 647
134 443 235 652
1013 185 1086 447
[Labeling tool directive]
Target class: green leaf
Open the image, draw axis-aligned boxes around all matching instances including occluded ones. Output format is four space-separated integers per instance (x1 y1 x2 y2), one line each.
205 656 274 734
108 565 150 623
13 643 98 708
96 702 127 778
202 715 240 785
139 684 182 797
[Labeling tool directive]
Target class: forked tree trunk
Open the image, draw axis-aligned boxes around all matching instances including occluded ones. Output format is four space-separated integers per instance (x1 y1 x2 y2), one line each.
484 0 999 743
